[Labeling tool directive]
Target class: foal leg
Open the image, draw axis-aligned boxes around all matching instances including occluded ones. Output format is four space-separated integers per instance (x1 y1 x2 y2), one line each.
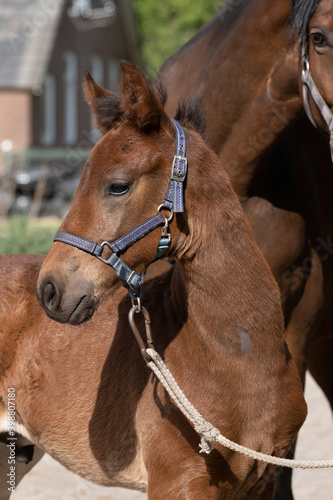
147 476 222 500
246 473 276 500
144 430 236 500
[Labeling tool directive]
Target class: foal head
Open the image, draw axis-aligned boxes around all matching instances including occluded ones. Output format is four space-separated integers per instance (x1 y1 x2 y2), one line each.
37 62 211 325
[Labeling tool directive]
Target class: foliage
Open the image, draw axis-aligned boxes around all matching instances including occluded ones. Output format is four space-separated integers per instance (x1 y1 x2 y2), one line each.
0 216 60 255
131 0 222 78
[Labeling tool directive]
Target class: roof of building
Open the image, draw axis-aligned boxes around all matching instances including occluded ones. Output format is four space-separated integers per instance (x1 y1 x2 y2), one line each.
0 0 138 91
0 0 64 90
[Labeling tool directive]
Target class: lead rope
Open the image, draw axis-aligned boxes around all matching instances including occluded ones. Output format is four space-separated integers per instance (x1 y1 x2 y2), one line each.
138 344 333 469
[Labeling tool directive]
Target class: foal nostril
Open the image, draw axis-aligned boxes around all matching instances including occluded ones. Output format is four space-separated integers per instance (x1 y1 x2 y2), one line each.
44 282 56 306
38 279 61 313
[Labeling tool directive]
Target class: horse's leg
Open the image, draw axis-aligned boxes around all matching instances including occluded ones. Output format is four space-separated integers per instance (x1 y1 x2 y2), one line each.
243 198 324 500
0 439 44 500
307 316 333 411
146 476 223 500
147 464 275 500
246 467 276 500
272 442 296 500
243 198 324 382
271 248 323 500
273 249 323 500
283 248 324 383
251 480 275 500
144 429 235 500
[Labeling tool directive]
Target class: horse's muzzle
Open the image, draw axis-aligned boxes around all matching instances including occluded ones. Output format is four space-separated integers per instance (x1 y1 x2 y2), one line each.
37 275 96 325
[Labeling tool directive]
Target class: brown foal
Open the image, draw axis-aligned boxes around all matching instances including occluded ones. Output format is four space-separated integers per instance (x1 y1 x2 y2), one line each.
10 61 304 498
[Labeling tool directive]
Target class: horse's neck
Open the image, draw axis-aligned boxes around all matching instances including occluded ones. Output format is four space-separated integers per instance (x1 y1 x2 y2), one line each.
214 42 302 197
161 0 302 198
207 0 302 197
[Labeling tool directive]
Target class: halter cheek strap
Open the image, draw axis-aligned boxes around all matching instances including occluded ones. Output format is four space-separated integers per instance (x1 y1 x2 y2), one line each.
164 119 187 213
53 119 187 299
301 46 333 156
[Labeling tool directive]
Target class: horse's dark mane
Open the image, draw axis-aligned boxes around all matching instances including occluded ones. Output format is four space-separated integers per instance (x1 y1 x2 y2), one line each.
290 0 322 45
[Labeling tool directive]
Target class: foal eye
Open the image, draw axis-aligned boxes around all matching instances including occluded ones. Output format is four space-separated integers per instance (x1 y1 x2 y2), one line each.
311 32 327 47
108 183 130 196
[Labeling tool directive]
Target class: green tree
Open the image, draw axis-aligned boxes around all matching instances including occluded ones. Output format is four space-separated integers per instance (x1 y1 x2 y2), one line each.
131 0 221 78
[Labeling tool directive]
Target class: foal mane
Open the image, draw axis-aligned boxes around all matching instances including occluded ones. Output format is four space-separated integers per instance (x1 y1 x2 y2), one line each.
290 0 322 45
173 96 207 139
152 76 207 139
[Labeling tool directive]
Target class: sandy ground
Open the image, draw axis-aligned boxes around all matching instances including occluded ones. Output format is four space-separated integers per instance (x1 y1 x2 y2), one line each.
11 373 333 500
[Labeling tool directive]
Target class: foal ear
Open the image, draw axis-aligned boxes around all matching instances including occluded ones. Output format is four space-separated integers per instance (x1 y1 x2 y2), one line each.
83 72 124 134
120 61 168 131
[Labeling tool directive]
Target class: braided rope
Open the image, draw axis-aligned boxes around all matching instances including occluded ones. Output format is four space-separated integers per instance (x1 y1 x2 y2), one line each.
146 348 333 469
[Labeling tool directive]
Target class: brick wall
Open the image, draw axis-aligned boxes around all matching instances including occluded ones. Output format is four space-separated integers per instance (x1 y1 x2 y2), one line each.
0 90 31 172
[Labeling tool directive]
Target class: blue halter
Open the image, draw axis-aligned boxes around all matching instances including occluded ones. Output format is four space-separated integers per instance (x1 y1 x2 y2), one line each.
53 120 187 299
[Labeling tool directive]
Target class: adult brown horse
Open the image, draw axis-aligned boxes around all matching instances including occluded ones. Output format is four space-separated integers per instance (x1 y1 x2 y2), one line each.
157 3 333 496
0 62 305 499
158 0 333 409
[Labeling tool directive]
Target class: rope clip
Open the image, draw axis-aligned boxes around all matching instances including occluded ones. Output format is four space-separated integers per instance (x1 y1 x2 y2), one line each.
128 304 154 361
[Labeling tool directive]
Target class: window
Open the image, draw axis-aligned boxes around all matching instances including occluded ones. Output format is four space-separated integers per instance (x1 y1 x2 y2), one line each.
89 55 104 143
91 55 104 85
108 57 120 91
41 74 56 145
63 52 78 145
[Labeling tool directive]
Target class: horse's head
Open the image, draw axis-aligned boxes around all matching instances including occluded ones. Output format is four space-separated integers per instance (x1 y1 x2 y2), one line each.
37 62 206 325
298 0 333 135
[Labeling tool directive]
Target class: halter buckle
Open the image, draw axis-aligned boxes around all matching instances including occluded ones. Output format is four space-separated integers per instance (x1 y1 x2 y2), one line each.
126 270 142 292
171 155 188 182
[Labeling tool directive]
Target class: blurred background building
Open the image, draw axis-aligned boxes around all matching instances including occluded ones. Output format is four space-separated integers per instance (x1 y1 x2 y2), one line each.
0 0 140 217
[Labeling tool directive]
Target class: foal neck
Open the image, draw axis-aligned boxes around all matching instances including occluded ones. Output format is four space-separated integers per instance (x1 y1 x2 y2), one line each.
170 132 283 348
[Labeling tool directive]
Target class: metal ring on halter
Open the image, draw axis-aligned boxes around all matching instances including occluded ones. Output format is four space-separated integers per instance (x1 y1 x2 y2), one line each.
95 241 114 264
131 296 141 312
158 204 174 223
302 57 310 76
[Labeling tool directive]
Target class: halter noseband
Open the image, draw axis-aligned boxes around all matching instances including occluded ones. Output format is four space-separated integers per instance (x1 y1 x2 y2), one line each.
301 43 333 155
53 119 187 300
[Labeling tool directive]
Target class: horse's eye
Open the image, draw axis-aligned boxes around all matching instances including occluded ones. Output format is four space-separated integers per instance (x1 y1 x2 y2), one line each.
311 32 327 47
108 183 129 196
